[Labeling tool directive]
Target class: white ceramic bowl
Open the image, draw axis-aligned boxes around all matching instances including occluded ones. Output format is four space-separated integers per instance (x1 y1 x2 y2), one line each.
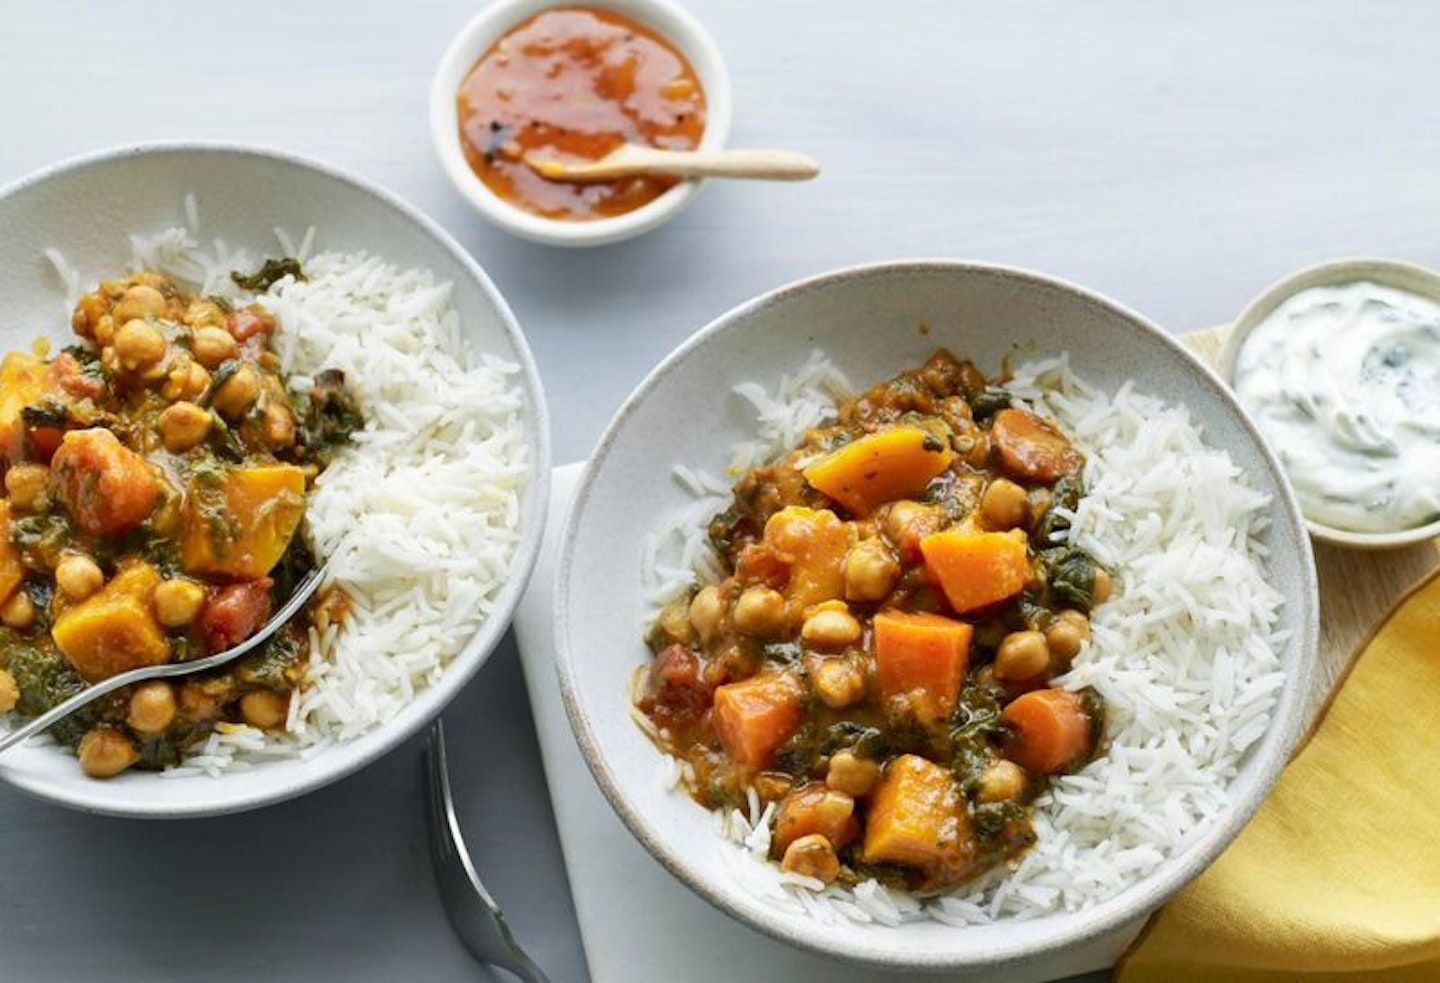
555 261 1319 975
430 0 733 247
1218 257 1440 550
0 142 551 818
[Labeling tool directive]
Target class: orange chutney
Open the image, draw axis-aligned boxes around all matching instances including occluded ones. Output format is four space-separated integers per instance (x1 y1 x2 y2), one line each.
456 7 707 221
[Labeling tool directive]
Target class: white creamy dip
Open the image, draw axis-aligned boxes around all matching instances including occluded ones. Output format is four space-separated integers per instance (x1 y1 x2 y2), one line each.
1233 280 1440 533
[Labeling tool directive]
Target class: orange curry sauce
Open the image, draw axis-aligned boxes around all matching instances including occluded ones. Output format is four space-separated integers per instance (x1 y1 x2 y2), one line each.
456 7 706 221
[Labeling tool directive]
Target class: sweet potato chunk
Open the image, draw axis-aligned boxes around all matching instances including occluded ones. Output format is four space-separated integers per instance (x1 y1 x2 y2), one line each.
873 609 973 720
772 784 857 856
919 529 1029 615
0 501 23 605
803 426 953 516
180 465 306 579
991 409 1082 483
711 673 805 768
862 754 973 871
52 562 169 682
1001 688 1094 775
49 428 161 536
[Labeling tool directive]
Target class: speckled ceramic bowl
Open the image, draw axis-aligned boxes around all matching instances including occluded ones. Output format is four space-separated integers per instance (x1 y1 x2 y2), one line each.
1219 257 1440 550
555 261 1318 977
0 142 551 818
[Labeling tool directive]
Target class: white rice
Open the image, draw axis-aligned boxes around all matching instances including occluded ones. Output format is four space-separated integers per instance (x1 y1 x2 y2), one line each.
40 204 528 776
644 351 1287 923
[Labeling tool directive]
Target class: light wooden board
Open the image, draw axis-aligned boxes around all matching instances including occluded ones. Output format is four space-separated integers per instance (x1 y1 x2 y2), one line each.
1183 326 1440 730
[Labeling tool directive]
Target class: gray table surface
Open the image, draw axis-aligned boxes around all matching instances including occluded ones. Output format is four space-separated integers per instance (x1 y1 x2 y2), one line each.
2 1 1437 980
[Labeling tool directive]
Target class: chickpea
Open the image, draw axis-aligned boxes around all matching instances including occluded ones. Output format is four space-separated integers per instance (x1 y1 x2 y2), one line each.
184 298 225 328
0 591 35 630
179 675 234 723
115 318 168 371
732 587 786 638
211 363 261 420
813 659 866 709
157 402 212 454
55 554 104 601
260 402 296 449
77 727 140 779
753 771 793 803
153 578 206 628
826 750 880 797
688 585 725 645
780 834 840 884
994 630 1050 682
240 689 290 730
126 681 177 735
883 500 944 553
0 668 18 713
1045 610 1090 664
72 293 108 339
977 758 1028 803
112 284 168 324
802 607 862 650
653 595 695 646
1092 567 1113 605
4 463 50 511
963 432 992 469
93 314 117 348
980 478 1028 530
1026 488 1053 529
843 539 900 602
191 325 238 368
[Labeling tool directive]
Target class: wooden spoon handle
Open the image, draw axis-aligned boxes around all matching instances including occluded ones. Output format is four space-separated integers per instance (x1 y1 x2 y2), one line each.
557 146 820 182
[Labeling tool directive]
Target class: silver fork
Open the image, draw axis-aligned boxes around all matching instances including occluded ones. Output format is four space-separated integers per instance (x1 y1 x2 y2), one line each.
424 721 551 983
0 564 328 756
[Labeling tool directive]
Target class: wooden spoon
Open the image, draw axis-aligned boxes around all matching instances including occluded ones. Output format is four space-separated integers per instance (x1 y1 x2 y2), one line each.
523 145 819 184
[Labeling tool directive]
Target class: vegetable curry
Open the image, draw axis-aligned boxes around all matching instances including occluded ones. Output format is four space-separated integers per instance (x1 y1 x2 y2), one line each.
0 266 360 778
638 351 1110 892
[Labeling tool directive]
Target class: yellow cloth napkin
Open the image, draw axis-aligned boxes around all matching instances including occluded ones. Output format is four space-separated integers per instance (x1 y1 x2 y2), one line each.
1117 569 1440 982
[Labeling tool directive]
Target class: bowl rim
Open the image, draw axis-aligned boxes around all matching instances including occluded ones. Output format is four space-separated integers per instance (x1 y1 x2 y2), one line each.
428 0 734 248
1217 256 1440 550
554 258 1319 971
0 138 552 818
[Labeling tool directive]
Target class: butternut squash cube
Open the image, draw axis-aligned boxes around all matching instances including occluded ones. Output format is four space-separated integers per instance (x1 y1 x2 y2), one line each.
180 465 306 579
52 562 169 682
919 529 1029 615
802 426 953 516
862 754 973 870
761 506 854 620
711 673 805 768
0 352 53 467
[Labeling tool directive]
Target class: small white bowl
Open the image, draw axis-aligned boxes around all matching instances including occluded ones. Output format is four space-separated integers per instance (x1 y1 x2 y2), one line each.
430 0 733 247
555 261 1319 974
0 142 551 817
1219 257 1440 550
